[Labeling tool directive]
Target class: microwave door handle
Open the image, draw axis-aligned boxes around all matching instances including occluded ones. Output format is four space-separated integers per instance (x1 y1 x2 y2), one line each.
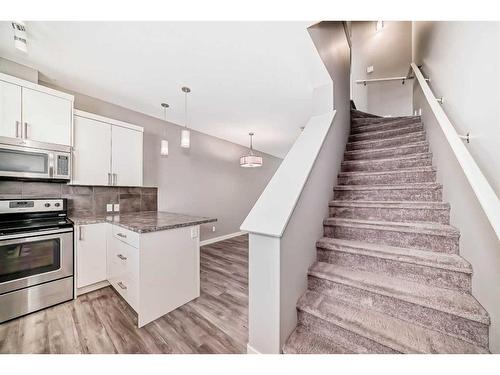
49 153 54 178
23 122 28 139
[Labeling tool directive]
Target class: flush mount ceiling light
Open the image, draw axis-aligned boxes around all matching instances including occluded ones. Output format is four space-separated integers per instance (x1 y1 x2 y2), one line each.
240 132 263 168
376 20 384 32
160 103 169 156
12 21 27 52
180 86 191 148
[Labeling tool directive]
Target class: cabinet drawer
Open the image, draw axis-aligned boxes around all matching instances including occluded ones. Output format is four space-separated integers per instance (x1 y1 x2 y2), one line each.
109 273 138 311
112 225 139 248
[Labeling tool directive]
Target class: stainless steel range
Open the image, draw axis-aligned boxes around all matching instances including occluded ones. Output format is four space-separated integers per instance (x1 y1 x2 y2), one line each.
0 198 74 323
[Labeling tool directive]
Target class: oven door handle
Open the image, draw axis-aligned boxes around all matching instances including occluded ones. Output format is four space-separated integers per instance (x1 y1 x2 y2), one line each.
0 227 74 242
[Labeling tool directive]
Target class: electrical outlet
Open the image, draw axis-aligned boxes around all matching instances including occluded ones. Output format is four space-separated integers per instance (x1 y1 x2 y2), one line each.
367 65 374 74
212 225 216 232
106 204 113 212
113 204 120 212
191 226 199 239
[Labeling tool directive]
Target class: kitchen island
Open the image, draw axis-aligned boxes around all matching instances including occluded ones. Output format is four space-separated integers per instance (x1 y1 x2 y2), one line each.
71 211 216 327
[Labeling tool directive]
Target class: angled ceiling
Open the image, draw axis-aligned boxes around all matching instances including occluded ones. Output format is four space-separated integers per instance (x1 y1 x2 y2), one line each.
0 21 331 157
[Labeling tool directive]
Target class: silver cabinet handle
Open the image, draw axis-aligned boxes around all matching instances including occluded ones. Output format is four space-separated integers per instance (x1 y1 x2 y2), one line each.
113 173 117 186
117 233 127 238
79 226 84 241
108 173 112 185
23 122 28 139
117 282 127 290
117 254 127 261
15 121 21 138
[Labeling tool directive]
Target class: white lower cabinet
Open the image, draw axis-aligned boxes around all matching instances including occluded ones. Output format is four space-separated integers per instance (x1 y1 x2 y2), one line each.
103 223 200 327
76 223 108 288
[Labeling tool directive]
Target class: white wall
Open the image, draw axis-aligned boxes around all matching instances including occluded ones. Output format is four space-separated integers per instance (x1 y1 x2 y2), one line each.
412 21 500 195
412 21 500 353
351 21 413 116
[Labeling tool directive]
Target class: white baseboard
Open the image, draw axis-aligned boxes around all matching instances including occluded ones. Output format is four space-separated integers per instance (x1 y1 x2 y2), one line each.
247 343 261 354
200 231 247 246
76 280 110 296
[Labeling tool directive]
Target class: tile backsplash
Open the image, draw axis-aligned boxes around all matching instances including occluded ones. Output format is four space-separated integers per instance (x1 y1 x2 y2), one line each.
0 180 158 216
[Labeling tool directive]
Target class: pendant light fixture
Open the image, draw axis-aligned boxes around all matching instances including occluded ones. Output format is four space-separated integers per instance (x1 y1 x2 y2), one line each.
181 86 191 148
160 103 169 156
240 132 263 168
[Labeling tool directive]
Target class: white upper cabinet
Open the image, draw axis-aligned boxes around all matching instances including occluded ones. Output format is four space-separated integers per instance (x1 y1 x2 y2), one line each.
0 81 22 139
72 110 143 186
73 115 112 186
0 73 74 146
22 87 73 146
111 125 143 187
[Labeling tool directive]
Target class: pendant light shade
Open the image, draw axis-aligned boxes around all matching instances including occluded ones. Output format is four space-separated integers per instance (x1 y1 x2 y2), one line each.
160 103 169 156
240 132 263 168
181 86 191 149
181 129 190 148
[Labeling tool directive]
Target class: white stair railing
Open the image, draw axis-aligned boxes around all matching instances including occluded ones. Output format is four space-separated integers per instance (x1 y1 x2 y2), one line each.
411 62 500 240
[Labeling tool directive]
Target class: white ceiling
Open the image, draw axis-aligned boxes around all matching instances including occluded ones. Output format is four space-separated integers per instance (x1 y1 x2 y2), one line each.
0 22 331 158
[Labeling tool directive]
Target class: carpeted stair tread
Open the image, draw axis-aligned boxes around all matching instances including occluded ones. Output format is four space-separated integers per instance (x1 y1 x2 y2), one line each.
309 262 489 325
329 200 449 210
351 120 422 134
297 290 489 353
351 115 420 126
334 182 441 191
342 152 432 167
348 123 424 142
347 131 426 150
338 166 436 177
324 217 459 237
315 237 471 274
283 326 353 354
344 141 429 160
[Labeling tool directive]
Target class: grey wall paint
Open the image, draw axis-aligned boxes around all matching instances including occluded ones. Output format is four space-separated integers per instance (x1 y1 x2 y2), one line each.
412 21 500 195
351 21 413 116
41 82 282 241
278 21 351 348
412 21 500 353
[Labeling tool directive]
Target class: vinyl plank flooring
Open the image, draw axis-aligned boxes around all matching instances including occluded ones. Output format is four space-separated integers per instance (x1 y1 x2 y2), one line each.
0 234 249 354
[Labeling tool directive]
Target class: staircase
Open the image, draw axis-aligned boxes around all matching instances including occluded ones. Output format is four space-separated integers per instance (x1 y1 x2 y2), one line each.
283 110 491 354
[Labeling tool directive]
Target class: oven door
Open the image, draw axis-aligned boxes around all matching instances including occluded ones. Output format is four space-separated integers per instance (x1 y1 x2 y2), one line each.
0 229 73 295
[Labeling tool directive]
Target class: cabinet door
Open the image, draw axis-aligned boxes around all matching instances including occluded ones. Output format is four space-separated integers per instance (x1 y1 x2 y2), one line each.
22 87 72 146
73 116 112 185
0 81 22 139
76 223 108 288
111 125 143 186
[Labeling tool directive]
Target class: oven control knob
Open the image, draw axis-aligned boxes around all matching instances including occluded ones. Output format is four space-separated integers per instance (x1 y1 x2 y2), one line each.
44 203 51 208
55 203 60 207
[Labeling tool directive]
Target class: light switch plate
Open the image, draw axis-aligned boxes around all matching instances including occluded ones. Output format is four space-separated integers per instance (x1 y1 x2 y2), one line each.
191 226 199 239
113 204 120 212
367 65 374 74
106 204 113 212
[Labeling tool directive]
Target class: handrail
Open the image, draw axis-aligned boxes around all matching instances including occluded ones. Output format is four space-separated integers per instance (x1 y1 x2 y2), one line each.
240 110 336 237
411 62 500 240
356 76 412 85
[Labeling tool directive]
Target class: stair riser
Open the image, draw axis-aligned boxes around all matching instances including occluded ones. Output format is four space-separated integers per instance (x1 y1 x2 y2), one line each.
334 187 442 202
352 117 420 127
316 249 470 291
338 170 436 186
323 224 459 253
308 276 488 348
347 133 426 151
341 155 432 172
349 125 424 142
351 121 422 135
329 205 450 224
298 310 399 354
344 144 429 161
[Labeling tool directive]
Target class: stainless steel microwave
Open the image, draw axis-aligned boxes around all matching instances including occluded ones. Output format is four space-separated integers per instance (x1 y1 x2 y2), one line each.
0 137 71 181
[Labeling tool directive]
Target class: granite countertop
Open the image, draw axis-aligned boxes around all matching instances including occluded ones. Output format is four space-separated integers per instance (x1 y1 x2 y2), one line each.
70 211 217 234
